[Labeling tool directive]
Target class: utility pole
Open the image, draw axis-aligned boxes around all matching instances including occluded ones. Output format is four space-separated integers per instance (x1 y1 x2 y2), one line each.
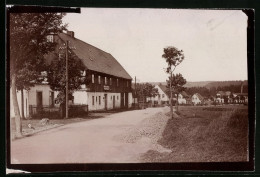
59 40 76 119
134 76 136 107
65 40 69 119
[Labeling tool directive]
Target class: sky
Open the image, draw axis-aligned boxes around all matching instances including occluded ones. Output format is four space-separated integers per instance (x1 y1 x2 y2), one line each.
62 8 248 82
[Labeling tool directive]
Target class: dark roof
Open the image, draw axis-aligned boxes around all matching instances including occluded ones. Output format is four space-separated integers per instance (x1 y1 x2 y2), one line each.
194 93 204 100
180 91 189 98
158 85 168 95
217 91 225 96
58 33 132 80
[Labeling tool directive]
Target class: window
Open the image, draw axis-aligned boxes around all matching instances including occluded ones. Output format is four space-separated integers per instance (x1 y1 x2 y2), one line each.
117 96 119 100
99 96 101 105
92 74 95 83
47 35 53 42
127 81 129 87
98 76 101 84
96 96 97 102
92 96 94 105
105 77 107 85
117 79 119 87
110 78 112 85
162 94 165 98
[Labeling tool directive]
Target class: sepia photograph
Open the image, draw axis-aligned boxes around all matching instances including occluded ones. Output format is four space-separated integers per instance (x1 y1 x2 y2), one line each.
6 5 254 172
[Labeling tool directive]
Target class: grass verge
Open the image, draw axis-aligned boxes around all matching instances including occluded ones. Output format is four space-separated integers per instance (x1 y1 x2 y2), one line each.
141 105 248 162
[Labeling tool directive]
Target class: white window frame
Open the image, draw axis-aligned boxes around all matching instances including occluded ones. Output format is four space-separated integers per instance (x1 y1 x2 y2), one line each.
92 74 95 83
105 77 107 85
98 76 101 84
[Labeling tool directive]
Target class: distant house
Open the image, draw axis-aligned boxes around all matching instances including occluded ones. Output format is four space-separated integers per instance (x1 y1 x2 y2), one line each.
233 93 248 104
177 91 190 105
215 91 248 104
155 84 170 105
191 93 204 105
146 84 169 105
10 31 133 118
216 91 225 103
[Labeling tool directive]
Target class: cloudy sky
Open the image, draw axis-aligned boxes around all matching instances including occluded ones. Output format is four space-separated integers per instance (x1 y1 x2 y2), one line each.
63 8 248 82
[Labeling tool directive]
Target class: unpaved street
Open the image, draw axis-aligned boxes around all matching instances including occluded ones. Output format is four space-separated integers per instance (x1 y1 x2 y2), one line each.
11 107 171 164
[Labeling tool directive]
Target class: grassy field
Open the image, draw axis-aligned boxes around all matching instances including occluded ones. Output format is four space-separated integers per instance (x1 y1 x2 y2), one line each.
142 105 248 162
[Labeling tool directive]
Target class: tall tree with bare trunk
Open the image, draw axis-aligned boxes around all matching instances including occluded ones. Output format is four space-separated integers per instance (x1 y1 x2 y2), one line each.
9 13 66 137
162 46 184 118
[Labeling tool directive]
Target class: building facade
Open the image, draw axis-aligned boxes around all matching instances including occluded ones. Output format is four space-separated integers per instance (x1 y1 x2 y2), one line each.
149 85 169 105
10 31 133 118
191 93 204 105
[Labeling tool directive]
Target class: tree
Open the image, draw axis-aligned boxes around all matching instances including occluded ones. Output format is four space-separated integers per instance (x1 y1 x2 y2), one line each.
142 83 158 106
150 87 159 106
167 73 186 111
16 56 47 119
162 46 184 118
10 13 66 137
47 52 89 117
134 83 158 108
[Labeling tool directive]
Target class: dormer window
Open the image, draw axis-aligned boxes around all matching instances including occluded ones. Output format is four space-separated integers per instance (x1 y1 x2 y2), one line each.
47 35 53 43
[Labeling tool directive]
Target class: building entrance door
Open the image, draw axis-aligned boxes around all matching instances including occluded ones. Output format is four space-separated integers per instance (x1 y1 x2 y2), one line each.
125 92 128 108
121 93 124 108
113 96 115 109
104 94 107 110
36 91 43 108
36 91 43 114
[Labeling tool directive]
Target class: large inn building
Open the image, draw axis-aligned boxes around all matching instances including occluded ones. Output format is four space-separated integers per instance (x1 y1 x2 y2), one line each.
10 31 133 118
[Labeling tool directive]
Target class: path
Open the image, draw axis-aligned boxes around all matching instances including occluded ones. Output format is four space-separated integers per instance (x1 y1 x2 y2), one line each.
11 107 171 164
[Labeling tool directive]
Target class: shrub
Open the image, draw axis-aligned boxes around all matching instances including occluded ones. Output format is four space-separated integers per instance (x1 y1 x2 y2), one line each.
69 105 89 117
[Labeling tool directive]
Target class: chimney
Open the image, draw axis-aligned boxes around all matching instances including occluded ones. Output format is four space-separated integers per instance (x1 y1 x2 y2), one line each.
67 31 75 38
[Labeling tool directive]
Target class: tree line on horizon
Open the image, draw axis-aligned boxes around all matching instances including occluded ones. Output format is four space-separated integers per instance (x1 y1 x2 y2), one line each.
185 84 248 98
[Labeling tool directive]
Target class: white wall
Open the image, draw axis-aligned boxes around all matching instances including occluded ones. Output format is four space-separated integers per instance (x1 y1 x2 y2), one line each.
10 84 58 118
128 92 133 108
148 85 169 104
86 92 121 111
178 94 187 104
28 84 57 106
73 91 88 105
192 94 201 105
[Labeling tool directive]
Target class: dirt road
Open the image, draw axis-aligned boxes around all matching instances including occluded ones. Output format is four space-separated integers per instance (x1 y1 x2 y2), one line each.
11 107 171 164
